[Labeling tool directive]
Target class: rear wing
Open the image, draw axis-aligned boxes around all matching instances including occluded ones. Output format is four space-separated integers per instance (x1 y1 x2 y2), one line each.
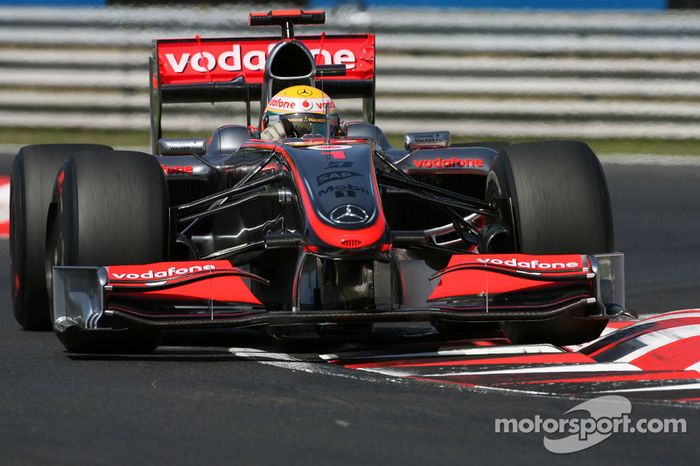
149 33 375 151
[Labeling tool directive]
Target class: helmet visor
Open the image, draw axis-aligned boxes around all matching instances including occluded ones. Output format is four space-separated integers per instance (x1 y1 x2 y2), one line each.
267 113 339 138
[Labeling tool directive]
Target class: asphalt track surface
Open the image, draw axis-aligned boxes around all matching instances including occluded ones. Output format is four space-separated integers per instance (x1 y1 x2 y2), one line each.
0 153 698 465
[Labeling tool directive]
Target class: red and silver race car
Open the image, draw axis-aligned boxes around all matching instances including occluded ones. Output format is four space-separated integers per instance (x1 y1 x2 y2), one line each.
10 10 624 353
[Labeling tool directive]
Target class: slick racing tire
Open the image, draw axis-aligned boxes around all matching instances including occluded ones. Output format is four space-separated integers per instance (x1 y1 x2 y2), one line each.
46 151 168 353
10 144 112 330
486 141 613 345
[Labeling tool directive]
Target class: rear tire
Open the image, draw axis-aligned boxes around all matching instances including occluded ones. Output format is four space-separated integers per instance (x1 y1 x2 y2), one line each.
46 151 169 353
486 141 613 345
10 144 112 330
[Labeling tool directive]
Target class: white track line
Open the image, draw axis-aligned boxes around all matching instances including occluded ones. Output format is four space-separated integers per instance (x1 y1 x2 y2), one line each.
319 344 562 362
601 155 700 166
227 347 401 384
595 382 700 394
365 362 641 379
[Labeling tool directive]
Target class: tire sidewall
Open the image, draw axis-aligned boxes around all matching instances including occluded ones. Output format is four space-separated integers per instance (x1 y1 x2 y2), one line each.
10 154 29 326
484 150 519 252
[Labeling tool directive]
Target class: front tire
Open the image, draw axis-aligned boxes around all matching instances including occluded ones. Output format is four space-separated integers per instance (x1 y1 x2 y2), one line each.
10 144 112 330
46 151 169 353
486 141 613 345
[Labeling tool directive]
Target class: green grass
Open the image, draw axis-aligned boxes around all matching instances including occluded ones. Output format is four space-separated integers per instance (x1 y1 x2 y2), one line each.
0 128 152 147
2 128 700 156
386 134 700 156
0 128 196 148
586 139 700 156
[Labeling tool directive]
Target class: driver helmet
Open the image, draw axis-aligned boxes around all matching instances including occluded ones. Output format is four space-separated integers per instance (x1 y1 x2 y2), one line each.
261 85 340 138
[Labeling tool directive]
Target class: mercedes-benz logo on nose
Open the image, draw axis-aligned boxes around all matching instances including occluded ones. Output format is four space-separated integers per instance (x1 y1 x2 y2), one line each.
329 204 369 224
297 88 313 96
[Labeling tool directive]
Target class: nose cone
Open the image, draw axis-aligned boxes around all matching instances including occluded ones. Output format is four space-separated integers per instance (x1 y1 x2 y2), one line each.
281 142 390 252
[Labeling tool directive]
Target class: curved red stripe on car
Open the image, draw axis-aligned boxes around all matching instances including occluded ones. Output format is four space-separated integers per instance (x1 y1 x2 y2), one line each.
107 261 261 305
429 253 586 300
118 275 260 304
344 352 594 370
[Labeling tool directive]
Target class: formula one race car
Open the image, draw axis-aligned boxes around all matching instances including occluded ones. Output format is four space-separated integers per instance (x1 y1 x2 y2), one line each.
10 10 624 353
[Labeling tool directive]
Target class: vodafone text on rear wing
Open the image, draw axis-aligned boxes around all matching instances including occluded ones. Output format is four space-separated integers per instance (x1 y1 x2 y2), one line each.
149 34 375 148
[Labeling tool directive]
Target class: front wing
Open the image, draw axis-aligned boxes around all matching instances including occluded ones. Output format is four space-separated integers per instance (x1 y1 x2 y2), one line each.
52 254 624 334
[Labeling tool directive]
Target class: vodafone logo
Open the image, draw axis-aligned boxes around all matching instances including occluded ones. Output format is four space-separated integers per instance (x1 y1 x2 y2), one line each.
477 258 580 270
111 264 216 280
266 98 336 113
413 158 484 169
161 164 193 175
164 45 357 74
165 45 267 73
267 97 297 110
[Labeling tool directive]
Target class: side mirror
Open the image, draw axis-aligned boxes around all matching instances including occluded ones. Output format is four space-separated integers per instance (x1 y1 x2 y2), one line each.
158 138 207 156
404 131 450 150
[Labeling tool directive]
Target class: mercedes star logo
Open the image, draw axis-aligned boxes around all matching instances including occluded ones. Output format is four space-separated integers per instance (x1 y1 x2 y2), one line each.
297 88 313 96
329 204 369 224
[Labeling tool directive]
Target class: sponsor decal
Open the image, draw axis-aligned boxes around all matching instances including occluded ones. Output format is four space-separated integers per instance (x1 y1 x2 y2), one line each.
161 164 194 175
416 135 442 144
329 204 369 224
157 35 374 86
266 97 336 113
164 45 357 74
317 171 360 186
414 134 443 144
413 158 484 169
327 161 353 169
267 97 296 110
276 85 325 99
406 131 450 149
164 45 266 73
111 264 216 280
477 257 580 270
318 184 370 198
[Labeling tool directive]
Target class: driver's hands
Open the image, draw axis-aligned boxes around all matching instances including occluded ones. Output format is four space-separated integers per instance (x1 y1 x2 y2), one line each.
260 119 295 140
